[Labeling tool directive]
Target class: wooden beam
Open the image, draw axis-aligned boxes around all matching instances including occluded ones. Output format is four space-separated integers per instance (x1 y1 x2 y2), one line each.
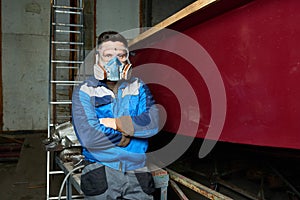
129 0 218 47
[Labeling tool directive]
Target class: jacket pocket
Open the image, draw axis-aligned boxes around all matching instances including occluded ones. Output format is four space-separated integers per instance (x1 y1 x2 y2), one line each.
135 171 155 195
80 163 108 196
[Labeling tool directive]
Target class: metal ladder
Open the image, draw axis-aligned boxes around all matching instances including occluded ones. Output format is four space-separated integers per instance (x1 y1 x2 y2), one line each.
47 0 85 199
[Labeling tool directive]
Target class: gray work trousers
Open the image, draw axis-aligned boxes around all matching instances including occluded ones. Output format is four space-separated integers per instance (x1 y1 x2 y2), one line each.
81 162 155 200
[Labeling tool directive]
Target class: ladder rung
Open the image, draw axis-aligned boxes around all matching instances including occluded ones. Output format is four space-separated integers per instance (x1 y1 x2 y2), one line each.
49 195 83 200
52 22 83 27
49 170 64 175
56 48 80 52
51 81 82 86
51 84 80 86
54 10 82 15
55 29 81 34
49 196 66 200
56 66 80 69
51 60 84 64
53 5 83 10
52 41 84 45
48 197 60 200
50 101 72 105
51 80 82 84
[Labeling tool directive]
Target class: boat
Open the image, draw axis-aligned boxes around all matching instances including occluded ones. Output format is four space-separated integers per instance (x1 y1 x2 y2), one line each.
128 0 300 153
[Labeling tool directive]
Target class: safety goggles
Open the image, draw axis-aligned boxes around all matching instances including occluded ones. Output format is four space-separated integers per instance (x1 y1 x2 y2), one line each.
98 46 129 63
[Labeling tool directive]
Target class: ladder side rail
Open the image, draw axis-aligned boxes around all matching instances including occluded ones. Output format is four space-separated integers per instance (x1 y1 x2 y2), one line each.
80 0 86 81
47 1 55 199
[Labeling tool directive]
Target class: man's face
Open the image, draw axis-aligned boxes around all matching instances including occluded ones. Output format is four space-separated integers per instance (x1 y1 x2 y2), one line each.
98 41 128 65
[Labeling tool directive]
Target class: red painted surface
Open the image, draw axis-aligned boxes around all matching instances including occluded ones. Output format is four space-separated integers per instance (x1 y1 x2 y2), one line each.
131 0 300 150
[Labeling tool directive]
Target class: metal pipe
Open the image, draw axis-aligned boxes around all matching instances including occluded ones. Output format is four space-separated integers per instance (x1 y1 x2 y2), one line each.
166 168 233 200
185 161 262 199
170 180 189 200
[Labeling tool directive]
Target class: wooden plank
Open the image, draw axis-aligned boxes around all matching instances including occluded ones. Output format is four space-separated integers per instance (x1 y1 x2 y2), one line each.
129 0 218 47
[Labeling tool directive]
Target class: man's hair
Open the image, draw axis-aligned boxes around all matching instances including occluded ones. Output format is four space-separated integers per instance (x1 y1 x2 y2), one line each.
97 31 128 48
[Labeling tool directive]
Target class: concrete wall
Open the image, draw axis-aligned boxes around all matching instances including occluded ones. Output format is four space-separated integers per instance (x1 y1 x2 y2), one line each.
96 0 140 40
2 0 50 131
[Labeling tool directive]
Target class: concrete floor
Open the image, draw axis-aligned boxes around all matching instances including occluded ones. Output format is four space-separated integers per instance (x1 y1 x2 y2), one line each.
0 133 46 200
1 132 299 200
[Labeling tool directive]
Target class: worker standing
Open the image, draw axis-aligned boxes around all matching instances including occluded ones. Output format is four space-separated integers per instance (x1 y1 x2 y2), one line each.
72 31 159 199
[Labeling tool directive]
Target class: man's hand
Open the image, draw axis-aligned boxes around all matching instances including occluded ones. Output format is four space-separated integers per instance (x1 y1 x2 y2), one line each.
118 134 131 147
100 118 131 147
100 118 117 129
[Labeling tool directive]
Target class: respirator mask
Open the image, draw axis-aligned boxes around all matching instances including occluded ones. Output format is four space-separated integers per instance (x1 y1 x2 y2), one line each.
94 46 132 81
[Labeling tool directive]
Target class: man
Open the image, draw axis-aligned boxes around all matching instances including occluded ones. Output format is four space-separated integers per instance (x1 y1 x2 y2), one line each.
72 31 159 199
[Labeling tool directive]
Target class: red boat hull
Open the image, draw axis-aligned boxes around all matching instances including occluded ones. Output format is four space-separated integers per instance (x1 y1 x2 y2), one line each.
130 0 300 150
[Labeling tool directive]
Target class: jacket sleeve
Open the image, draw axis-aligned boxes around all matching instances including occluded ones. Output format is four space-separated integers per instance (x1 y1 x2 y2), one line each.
116 80 159 138
72 82 122 149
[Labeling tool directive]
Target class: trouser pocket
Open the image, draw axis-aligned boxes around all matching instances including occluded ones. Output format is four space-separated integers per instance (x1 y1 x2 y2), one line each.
135 171 155 195
80 163 108 196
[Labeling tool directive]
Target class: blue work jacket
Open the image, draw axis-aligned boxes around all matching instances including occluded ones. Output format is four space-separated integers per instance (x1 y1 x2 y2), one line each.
72 76 159 172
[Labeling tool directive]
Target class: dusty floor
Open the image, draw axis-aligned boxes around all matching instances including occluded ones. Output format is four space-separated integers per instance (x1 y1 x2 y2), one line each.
0 133 47 200
1 132 300 200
